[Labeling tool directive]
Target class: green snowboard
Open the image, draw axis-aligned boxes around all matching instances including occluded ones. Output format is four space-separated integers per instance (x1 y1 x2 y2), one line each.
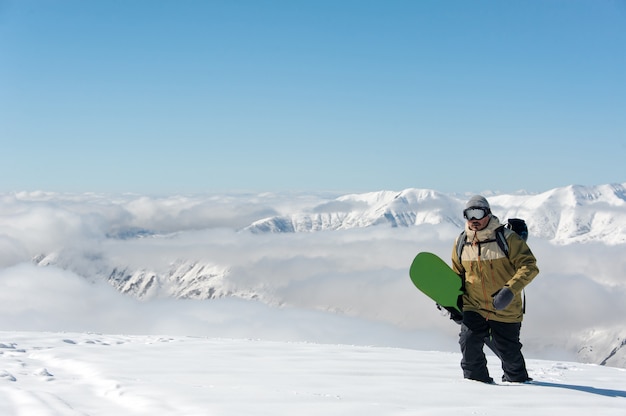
409 252 464 314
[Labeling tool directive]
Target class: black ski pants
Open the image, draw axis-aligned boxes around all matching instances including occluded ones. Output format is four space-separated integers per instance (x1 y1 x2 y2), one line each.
459 311 529 383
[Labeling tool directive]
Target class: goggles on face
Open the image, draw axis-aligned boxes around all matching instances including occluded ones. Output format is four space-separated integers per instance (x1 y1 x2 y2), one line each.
463 207 490 221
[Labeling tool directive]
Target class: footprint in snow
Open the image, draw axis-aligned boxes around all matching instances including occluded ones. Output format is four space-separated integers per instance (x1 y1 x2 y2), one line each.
0 370 17 382
34 368 55 381
0 343 17 349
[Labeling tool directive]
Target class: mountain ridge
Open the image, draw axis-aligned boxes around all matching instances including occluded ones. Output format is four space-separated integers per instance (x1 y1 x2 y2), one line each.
246 183 626 244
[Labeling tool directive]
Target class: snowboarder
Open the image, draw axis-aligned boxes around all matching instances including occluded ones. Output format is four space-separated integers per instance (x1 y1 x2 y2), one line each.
452 195 539 383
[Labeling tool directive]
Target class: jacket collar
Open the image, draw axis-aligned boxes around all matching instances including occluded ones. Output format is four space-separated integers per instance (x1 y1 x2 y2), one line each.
465 215 502 243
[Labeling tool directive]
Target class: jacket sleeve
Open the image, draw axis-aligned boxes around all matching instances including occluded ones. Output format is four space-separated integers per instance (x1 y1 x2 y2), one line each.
505 234 539 294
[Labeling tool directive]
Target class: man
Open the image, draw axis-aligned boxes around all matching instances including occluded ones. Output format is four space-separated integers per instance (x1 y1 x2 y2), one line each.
451 195 539 384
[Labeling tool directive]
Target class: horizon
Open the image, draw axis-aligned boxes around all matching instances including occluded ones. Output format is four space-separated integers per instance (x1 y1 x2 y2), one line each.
3 180 626 199
1 0 625 194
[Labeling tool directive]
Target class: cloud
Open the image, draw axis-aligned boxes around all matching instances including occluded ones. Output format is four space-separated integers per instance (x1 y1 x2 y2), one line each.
0 200 105 263
0 234 29 268
0 263 136 333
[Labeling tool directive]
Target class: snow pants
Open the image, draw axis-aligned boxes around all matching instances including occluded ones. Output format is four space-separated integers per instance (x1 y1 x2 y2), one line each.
459 311 529 383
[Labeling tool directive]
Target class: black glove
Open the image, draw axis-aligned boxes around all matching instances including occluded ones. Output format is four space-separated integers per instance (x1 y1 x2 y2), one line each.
449 309 463 324
492 287 514 310
437 304 463 324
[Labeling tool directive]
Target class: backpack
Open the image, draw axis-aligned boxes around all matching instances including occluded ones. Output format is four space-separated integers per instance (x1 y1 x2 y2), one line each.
455 218 529 313
456 218 528 261
505 218 529 242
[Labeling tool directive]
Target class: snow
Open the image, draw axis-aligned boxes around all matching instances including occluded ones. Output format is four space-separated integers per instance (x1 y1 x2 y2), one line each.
1 331 625 416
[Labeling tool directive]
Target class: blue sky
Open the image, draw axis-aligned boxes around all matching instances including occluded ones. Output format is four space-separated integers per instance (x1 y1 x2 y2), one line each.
1 0 625 195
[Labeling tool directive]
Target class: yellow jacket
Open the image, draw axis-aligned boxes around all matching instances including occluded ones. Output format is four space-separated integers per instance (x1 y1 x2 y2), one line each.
451 216 539 323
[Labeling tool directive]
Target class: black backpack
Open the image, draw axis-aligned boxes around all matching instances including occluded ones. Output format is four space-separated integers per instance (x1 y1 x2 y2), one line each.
505 218 529 242
456 218 528 261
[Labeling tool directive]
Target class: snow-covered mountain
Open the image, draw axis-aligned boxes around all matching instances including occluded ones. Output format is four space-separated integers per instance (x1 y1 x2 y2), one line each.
246 189 465 232
4 183 626 370
246 183 626 244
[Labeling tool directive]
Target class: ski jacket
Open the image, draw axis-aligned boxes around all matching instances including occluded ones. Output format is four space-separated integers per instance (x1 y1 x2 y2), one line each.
451 216 539 323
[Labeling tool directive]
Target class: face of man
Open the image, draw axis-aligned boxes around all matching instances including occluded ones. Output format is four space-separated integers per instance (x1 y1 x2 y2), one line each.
463 207 491 231
468 215 490 231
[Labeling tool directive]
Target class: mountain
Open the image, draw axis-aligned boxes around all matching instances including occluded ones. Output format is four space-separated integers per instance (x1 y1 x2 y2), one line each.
245 189 465 232
32 253 244 302
107 260 232 300
246 183 626 244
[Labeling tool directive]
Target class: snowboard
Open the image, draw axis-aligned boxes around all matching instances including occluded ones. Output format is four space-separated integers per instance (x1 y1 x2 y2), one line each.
409 252 464 314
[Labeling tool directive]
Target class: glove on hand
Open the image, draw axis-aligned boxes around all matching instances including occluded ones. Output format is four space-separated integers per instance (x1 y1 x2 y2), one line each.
449 309 463 324
437 304 463 325
492 287 514 310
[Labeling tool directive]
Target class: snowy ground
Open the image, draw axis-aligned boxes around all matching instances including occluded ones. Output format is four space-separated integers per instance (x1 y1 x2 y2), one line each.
1 331 624 416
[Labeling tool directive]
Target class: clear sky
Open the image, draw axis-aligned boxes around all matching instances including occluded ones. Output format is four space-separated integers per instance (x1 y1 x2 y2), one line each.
1 0 625 195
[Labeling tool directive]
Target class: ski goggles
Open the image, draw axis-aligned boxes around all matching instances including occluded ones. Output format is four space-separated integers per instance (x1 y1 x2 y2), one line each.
463 207 490 221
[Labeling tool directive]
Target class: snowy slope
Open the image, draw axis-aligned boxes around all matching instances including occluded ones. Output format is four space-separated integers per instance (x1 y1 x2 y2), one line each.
0 331 625 416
